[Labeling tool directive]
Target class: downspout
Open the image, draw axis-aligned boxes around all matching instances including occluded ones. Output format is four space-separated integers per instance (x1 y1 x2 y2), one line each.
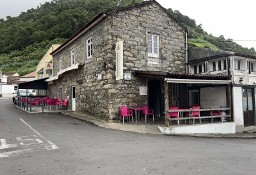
185 32 188 73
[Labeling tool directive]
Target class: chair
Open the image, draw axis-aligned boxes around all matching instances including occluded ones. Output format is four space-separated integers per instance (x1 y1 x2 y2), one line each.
57 99 68 110
210 106 223 123
168 106 179 125
119 105 133 124
191 105 201 124
141 105 154 123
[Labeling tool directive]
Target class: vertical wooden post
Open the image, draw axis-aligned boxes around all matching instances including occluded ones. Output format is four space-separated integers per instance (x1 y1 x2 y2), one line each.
164 80 169 126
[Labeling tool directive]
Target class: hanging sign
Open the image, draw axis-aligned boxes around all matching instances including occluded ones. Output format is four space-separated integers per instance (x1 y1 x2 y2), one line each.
115 41 123 80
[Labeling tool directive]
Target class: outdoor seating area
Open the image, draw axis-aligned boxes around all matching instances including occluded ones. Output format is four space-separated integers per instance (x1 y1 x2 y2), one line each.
16 96 68 113
119 104 231 126
168 106 231 125
119 105 155 124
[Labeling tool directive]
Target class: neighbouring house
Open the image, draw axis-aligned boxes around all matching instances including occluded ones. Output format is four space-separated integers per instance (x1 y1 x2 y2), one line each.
46 1 233 133
36 44 60 79
19 71 36 82
0 72 18 98
188 47 256 131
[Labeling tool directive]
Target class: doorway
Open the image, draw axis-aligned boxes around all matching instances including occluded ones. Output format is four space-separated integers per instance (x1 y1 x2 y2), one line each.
148 80 163 118
71 86 76 111
243 88 255 126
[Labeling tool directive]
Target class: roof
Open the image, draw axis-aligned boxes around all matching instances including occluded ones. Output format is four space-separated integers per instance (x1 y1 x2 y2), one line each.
51 0 187 56
21 71 36 78
133 70 231 80
12 73 20 77
188 47 256 64
18 78 48 90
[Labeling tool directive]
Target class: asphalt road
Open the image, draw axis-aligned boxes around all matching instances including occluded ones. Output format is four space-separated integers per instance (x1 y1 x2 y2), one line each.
0 98 256 175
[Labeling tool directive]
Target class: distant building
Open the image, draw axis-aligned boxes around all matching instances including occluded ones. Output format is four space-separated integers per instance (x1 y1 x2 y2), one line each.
36 44 60 79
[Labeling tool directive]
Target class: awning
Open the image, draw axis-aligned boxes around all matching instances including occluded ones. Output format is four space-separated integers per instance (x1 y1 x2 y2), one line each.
18 78 48 90
165 78 231 84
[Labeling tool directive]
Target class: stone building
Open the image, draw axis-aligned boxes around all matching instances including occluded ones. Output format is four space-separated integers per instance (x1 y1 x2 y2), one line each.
48 0 188 121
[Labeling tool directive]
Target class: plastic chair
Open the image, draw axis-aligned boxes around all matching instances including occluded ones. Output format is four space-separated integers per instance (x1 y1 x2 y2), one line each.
191 105 201 124
57 99 68 110
168 106 179 125
119 105 133 124
210 106 223 123
141 105 154 123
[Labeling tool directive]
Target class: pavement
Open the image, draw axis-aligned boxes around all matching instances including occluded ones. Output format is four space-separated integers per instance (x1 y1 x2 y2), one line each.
61 111 256 139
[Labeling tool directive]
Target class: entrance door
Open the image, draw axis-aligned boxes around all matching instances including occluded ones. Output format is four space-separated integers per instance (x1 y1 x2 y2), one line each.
243 88 254 126
148 80 163 118
71 86 76 111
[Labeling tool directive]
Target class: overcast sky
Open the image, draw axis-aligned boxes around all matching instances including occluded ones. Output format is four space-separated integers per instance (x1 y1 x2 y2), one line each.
0 0 255 50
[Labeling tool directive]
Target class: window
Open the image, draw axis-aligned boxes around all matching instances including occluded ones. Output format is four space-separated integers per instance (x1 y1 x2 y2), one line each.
204 62 207 72
194 65 197 74
223 60 227 70
199 65 202 73
248 61 254 74
147 33 159 57
213 62 216 71
59 59 62 71
235 60 241 70
86 37 93 59
71 49 75 65
218 60 222 70
14 86 17 91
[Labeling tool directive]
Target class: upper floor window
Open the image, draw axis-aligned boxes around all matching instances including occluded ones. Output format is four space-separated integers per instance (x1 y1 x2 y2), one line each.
234 60 241 70
223 60 227 70
218 60 222 70
213 62 216 71
199 65 202 73
248 61 254 74
71 49 75 65
194 65 197 74
86 37 93 59
147 33 159 57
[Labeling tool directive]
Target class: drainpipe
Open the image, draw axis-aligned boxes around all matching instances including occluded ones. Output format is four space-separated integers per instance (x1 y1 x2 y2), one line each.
185 32 188 73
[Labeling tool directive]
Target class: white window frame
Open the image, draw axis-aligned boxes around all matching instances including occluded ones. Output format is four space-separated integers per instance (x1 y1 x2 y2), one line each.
86 37 93 59
147 33 159 58
71 49 75 65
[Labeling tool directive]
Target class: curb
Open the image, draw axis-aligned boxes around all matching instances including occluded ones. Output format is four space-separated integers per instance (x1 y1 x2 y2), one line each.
59 111 256 139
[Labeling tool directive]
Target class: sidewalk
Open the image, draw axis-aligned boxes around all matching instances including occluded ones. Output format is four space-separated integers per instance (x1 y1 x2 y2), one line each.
61 111 256 139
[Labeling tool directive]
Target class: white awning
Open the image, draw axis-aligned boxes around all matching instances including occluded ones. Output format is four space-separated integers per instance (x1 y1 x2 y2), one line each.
165 78 231 84
46 75 58 82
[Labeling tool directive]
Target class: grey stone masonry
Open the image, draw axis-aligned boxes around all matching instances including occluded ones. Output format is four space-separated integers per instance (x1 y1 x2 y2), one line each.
49 1 186 121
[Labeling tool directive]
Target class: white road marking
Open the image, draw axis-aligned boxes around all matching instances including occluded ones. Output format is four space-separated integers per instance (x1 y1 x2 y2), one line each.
19 118 59 150
0 149 32 158
16 136 43 146
0 139 17 150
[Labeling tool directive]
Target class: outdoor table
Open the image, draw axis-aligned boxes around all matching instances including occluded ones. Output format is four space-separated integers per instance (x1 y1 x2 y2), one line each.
130 107 142 123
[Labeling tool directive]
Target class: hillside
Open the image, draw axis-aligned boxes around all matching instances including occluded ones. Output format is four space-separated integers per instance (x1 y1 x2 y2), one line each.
0 0 255 75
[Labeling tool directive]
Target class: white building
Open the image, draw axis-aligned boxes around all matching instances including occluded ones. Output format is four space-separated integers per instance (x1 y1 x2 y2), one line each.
188 48 256 131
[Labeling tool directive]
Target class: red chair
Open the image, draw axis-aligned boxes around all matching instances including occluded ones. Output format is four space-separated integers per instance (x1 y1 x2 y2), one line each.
57 99 68 110
141 105 154 123
191 105 201 124
119 105 133 124
210 106 223 123
168 106 179 125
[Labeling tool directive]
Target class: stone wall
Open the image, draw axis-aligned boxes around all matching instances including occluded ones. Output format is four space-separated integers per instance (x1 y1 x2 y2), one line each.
49 2 186 121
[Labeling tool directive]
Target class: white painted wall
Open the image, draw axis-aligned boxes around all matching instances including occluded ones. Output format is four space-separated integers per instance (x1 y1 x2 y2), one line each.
232 86 244 127
1 84 16 97
158 122 236 134
19 77 35 82
200 87 226 109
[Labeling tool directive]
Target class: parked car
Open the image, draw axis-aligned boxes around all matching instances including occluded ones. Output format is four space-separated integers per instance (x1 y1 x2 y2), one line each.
13 89 35 104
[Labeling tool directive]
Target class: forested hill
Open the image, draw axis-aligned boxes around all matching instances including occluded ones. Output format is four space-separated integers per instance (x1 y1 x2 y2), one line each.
0 0 255 75
167 8 256 56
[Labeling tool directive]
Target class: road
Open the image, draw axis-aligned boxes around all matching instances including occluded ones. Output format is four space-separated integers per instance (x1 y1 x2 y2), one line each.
0 98 256 175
